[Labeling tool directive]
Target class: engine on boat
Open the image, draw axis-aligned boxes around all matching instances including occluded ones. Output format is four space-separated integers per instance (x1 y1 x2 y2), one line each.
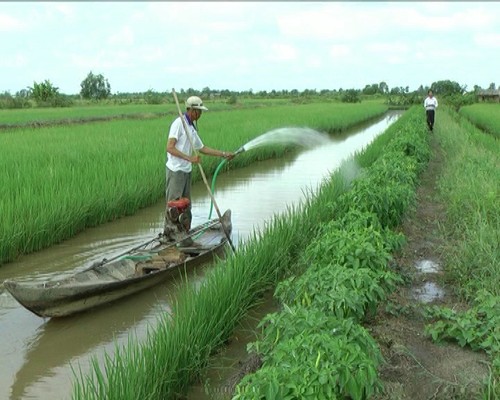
166 197 191 231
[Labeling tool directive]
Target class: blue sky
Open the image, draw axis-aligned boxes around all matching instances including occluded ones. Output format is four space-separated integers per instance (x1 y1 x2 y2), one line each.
1 2 499 95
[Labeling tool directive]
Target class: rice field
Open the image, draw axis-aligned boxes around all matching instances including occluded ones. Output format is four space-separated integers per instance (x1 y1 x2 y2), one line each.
435 107 499 299
459 103 500 138
0 103 175 126
0 102 387 265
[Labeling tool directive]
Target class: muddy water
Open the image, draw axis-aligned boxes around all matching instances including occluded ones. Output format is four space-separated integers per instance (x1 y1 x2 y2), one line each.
0 111 402 400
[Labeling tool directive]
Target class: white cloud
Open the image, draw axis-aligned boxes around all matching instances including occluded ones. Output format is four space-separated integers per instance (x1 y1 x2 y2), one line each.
0 53 27 68
0 13 25 32
70 50 135 70
389 4 495 32
366 42 409 64
108 26 135 47
329 45 351 59
474 33 500 48
268 43 298 62
277 4 380 41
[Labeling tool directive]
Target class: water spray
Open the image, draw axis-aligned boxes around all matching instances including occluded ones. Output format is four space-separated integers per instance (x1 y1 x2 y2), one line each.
208 127 330 219
234 145 246 156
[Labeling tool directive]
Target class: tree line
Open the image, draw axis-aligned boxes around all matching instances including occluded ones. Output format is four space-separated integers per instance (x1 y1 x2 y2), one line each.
0 71 497 110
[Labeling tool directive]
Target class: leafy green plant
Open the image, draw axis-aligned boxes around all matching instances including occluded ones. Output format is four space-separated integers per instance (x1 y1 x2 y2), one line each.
275 265 401 321
424 290 500 356
236 308 383 400
302 223 395 273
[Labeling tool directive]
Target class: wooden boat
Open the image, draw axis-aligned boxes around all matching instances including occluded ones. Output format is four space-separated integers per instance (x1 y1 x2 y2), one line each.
4 210 232 318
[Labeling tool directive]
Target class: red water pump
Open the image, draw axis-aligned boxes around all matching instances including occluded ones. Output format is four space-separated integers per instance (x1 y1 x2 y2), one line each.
167 197 191 231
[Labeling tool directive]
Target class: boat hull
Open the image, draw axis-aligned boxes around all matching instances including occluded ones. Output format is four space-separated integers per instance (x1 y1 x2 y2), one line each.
4 210 231 318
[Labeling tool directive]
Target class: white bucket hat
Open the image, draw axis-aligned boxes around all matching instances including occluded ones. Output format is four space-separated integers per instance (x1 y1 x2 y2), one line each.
186 96 208 111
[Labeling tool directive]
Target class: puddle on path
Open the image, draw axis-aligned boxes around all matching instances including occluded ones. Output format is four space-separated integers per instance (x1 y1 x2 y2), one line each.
413 281 445 303
415 259 440 273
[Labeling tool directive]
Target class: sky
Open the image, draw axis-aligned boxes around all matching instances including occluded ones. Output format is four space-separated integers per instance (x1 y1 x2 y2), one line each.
1 2 499 95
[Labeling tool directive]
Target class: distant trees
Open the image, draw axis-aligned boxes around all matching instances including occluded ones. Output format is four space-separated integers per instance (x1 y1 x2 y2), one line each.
26 79 72 107
341 89 361 103
361 82 388 95
29 79 60 102
430 80 465 96
80 72 111 100
144 89 163 105
379 82 389 94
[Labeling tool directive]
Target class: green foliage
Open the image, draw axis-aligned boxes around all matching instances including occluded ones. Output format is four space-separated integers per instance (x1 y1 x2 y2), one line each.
444 92 476 111
143 89 164 105
431 79 466 96
275 209 402 320
424 290 500 357
341 89 361 103
236 309 383 400
80 71 111 100
29 79 60 102
275 265 401 320
0 90 31 109
386 88 421 108
304 223 394 272
227 95 238 105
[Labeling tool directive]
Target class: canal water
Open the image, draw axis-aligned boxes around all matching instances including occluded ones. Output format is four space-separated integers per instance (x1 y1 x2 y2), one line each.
0 111 402 400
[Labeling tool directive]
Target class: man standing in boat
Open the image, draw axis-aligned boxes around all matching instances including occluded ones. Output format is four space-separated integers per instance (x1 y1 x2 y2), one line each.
163 95 234 244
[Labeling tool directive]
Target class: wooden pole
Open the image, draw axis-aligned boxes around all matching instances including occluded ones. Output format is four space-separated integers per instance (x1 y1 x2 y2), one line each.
171 89 236 253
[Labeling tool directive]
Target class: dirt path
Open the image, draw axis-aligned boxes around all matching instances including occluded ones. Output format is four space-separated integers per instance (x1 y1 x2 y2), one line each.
370 133 489 400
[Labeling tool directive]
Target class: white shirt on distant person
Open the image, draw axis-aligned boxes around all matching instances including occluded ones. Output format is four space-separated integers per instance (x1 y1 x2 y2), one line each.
424 96 438 111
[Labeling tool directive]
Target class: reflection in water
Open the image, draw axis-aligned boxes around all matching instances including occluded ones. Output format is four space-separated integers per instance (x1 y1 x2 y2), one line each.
0 111 402 400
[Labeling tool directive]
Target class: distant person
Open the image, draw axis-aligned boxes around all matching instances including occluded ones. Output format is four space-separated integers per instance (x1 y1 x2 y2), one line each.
424 90 438 132
163 95 234 243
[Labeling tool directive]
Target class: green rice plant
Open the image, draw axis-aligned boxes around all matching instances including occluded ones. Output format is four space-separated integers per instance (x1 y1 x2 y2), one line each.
0 103 177 125
459 103 500 139
235 307 383 400
435 108 499 299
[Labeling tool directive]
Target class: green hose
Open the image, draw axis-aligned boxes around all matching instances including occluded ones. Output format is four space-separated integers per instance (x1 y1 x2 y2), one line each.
187 158 227 242
208 158 228 219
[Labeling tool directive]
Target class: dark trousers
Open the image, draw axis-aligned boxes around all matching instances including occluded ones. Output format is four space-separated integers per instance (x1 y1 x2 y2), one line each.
426 110 435 131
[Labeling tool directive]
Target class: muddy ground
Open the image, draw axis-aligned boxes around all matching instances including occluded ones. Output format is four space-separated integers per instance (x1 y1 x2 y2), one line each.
221 133 489 399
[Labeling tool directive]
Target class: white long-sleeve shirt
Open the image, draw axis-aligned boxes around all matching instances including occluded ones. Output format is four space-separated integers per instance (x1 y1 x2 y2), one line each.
424 96 438 111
